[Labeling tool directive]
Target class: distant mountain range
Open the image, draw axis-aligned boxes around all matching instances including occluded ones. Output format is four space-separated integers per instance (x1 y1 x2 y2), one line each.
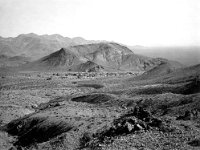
0 54 31 67
0 33 100 60
0 33 190 72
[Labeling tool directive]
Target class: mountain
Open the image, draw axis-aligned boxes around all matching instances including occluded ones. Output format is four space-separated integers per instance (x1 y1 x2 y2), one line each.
21 42 183 72
71 43 133 70
72 37 91 45
0 55 30 67
0 33 98 60
22 48 85 71
0 33 184 72
1 33 198 67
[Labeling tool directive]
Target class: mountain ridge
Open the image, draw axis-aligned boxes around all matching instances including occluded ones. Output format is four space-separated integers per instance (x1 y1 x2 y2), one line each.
0 33 185 72
0 33 102 60
20 42 183 72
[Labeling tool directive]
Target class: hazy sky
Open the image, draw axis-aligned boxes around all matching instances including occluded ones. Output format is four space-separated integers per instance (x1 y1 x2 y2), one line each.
0 0 199 46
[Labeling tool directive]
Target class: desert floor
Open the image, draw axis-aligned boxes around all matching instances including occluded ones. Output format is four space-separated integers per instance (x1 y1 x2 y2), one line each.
0 71 200 150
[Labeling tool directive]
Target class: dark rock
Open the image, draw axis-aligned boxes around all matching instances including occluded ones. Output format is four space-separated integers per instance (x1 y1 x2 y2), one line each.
148 118 162 128
188 138 200 147
90 106 163 147
46 77 52 80
126 106 152 122
5 116 73 147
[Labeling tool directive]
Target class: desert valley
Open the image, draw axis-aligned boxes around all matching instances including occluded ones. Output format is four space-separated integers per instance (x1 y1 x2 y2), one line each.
0 33 199 150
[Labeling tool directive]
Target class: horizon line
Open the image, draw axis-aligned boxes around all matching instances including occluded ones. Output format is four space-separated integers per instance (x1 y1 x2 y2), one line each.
1 32 200 48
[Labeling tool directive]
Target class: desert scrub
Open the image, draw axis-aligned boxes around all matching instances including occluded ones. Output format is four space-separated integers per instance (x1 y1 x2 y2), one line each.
79 132 93 148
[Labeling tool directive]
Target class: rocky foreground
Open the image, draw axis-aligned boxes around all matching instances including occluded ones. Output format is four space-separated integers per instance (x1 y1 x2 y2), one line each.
0 63 199 150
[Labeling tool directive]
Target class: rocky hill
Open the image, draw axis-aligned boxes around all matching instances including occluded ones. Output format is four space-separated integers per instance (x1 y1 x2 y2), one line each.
132 60 184 80
21 42 183 72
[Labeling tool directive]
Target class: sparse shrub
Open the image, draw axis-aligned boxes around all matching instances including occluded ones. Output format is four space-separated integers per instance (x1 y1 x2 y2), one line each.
79 132 93 148
176 110 195 120
46 77 52 80
74 117 81 121
0 119 3 126
159 123 176 133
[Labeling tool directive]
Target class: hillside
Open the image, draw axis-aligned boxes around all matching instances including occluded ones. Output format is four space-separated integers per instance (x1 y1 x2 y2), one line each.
109 64 200 96
74 61 105 72
131 61 184 81
22 48 86 71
